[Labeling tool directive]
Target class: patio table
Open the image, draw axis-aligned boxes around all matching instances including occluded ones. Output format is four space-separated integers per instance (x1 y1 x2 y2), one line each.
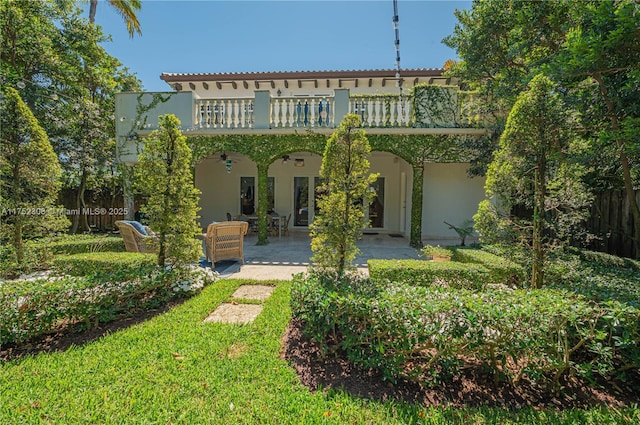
239 214 284 237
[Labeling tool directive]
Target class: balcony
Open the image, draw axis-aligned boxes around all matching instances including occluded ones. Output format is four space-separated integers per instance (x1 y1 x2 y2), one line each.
191 90 485 132
116 88 488 144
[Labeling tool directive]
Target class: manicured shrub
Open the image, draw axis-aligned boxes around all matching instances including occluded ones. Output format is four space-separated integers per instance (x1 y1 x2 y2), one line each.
367 259 490 290
421 244 453 260
451 248 526 286
290 271 383 352
291 271 640 388
0 266 215 346
577 249 640 271
52 252 156 276
33 234 126 256
0 235 127 279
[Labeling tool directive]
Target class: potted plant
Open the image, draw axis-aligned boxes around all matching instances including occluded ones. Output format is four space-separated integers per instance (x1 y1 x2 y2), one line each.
421 245 452 262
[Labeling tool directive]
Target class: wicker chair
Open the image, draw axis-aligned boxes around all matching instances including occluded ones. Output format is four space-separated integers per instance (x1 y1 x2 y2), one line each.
115 220 158 253
282 213 291 236
205 221 249 265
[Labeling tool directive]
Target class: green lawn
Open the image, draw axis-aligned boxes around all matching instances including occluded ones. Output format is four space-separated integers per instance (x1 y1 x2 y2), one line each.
1 278 638 424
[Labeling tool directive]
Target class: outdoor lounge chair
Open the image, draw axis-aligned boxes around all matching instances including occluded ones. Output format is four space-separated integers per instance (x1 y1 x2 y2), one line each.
115 220 159 253
205 221 249 265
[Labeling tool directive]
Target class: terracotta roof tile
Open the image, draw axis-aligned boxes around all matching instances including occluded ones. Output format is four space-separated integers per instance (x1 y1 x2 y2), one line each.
160 68 444 82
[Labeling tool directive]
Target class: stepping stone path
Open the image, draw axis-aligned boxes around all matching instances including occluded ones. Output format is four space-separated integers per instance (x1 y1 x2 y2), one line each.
203 284 275 324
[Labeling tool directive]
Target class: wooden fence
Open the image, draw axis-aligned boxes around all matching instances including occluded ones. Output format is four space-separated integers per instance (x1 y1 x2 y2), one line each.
60 190 127 232
587 189 639 259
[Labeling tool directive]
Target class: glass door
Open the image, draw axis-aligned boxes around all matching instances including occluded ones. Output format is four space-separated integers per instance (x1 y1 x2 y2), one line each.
240 177 255 215
368 177 385 228
293 177 309 226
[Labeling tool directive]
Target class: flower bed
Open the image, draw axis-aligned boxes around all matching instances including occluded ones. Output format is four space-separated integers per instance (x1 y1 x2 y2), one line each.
0 265 215 346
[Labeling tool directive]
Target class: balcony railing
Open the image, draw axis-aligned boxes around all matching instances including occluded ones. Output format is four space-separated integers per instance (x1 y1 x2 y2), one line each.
349 95 413 127
195 98 255 129
191 90 485 131
270 96 334 128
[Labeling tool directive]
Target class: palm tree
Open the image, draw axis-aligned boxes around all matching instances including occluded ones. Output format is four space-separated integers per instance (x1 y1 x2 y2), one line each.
88 0 141 37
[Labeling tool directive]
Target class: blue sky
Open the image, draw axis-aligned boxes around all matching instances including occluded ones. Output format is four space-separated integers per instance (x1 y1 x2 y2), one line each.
93 1 470 91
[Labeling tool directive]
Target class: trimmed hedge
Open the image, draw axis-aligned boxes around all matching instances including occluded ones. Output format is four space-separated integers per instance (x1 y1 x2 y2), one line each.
291 271 640 388
1 235 126 279
0 266 215 346
52 252 157 277
33 235 126 256
368 259 490 290
451 248 526 286
577 249 640 271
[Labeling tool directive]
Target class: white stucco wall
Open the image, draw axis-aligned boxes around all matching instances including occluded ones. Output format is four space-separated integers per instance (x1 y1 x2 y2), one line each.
115 91 195 164
195 151 413 233
422 163 486 240
196 156 486 238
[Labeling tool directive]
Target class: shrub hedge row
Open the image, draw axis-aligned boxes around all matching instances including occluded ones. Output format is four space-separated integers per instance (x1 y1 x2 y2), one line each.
0 264 215 346
52 252 157 276
451 248 526 286
291 271 640 388
368 258 490 290
1 235 126 279
33 235 126 256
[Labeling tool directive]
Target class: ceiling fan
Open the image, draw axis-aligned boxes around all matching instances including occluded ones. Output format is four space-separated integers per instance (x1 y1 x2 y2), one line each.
214 152 240 163
215 152 240 173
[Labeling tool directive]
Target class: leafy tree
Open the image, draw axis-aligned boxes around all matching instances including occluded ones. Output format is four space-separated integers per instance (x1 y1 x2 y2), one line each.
0 0 68 108
310 114 378 273
0 88 68 267
135 114 202 267
476 75 591 288
88 0 141 37
446 0 640 258
555 0 640 257
1 1 141 234
52 10 141 233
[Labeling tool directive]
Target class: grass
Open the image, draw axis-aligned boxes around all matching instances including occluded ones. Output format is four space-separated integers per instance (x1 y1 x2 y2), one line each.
1 279 639 424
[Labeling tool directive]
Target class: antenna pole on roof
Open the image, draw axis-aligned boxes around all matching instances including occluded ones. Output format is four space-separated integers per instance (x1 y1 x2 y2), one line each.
392 0 405 123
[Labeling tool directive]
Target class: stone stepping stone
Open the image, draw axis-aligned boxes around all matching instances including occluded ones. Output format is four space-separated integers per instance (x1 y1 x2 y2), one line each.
203 285 275 324
204 303 264 325
231 285 274 300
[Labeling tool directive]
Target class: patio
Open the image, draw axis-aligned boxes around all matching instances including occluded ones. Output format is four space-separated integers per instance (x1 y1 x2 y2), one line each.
205 231 451 280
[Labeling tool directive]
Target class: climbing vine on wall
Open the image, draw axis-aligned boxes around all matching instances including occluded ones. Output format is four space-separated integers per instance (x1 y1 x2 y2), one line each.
184 131 480 246
411 84 488 129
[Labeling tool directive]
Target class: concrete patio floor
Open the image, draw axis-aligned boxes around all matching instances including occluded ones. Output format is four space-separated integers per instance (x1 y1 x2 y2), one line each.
209 231 459 281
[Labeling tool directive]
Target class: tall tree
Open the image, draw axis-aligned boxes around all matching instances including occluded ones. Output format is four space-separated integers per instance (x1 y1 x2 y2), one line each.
310 114 378 274
2 1 141 233
555 0 640 257
476 75 590 287
0 88 68 269
443 0 572 126
135 114 202 267
0 0 68 108
446 0 640 257
52 9 140 232
88 0 141 37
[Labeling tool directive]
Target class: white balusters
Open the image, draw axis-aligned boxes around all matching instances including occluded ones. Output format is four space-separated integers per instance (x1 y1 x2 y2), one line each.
290 99 296 127
195 93 422 131
282 98 288 128
305 98 320 128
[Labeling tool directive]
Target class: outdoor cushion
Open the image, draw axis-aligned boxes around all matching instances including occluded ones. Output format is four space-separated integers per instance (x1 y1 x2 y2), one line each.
126 220 148 236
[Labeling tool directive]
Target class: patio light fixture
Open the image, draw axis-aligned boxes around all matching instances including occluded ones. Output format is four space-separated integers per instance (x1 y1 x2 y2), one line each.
221 152 232 173
282 154 290 163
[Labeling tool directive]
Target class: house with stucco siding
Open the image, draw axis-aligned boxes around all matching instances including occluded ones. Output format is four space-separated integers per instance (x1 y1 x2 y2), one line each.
115 68 488 247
